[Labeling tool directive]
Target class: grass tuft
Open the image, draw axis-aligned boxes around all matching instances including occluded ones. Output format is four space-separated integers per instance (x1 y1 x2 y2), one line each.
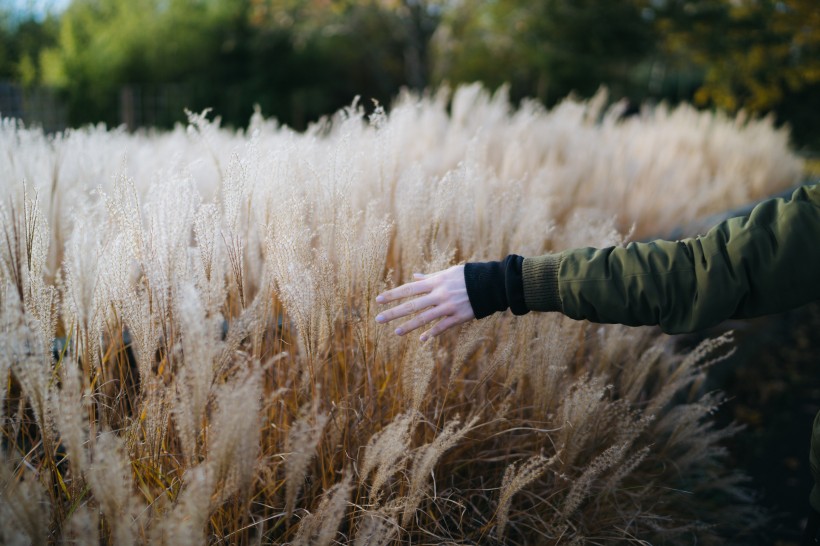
0 85 801 544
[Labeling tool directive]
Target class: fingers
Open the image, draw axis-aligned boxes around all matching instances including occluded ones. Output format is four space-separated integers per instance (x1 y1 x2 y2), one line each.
375 266 473 341
419 314 465 342
375 294 437 324
394 305 449 336
376 269 447 304
376 278 432 304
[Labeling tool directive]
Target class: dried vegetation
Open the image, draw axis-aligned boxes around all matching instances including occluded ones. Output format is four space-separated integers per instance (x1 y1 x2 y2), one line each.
0 85 804 544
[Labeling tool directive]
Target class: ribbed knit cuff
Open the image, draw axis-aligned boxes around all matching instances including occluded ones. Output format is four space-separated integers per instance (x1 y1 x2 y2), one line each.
464 255 526 319
505 256 527 316
522 254 563 312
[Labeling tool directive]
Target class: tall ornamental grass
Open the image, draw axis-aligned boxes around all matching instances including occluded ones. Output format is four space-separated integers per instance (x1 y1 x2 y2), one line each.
0 85 804 545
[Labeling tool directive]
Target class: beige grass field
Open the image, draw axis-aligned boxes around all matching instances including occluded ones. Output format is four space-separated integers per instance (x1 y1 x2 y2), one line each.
0 85 806 545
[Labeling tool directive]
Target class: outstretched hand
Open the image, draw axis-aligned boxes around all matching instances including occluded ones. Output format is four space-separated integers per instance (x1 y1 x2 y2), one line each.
375 265 475 342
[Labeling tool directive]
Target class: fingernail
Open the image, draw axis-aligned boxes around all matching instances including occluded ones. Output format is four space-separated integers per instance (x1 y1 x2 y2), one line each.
376 295 385 303
375 314 385 323
420 334 429 342
395 328 404 335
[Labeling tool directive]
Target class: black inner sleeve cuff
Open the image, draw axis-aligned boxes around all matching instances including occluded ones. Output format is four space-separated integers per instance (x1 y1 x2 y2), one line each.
505 255 528 315
464 255 527 319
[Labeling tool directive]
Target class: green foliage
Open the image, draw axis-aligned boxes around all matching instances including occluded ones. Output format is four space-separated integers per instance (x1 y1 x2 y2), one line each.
432 0 655 105
0 8 58 86
31 0 438 128
655 0 820 112
652 0 820 147
245 0 433 128
1 0 818 146
39 0 251 125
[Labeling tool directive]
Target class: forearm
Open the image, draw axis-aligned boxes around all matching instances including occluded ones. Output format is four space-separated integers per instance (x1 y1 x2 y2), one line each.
467 184 820 334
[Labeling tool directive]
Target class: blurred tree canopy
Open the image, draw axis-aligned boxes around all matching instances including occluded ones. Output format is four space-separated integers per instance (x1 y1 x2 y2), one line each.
656 0 820 112
0 0 818 146
652 0 820 147
432 0 655 104
0 8 59 85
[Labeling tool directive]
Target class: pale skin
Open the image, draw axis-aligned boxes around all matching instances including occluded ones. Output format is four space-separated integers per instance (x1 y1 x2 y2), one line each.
375 265 475 342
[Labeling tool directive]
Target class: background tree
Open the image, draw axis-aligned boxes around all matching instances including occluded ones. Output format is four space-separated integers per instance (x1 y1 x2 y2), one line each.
0 6 58 86
1 0 818 146
32 0 441 128
431 0 655 105
37 0 250 126
653 0 820 147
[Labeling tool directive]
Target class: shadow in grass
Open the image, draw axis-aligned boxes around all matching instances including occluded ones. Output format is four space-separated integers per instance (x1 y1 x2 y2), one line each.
680 301 820 545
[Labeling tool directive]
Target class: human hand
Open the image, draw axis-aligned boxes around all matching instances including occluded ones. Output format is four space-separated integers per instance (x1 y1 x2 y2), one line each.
375 265 475 342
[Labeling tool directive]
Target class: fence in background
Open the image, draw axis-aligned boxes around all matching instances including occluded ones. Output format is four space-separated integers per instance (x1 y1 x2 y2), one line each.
0 82 67 132
0 81 194 132
119 84 191 130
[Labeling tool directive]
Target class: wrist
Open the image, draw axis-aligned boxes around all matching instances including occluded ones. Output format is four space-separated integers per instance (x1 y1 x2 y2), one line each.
464 255 527 319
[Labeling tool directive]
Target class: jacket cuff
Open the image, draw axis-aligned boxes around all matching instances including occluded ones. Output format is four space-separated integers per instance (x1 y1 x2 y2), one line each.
522 254 563 312
464 255 527 319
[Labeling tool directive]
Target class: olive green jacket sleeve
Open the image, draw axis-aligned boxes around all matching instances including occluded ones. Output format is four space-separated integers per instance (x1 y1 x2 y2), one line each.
522 183 820 335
